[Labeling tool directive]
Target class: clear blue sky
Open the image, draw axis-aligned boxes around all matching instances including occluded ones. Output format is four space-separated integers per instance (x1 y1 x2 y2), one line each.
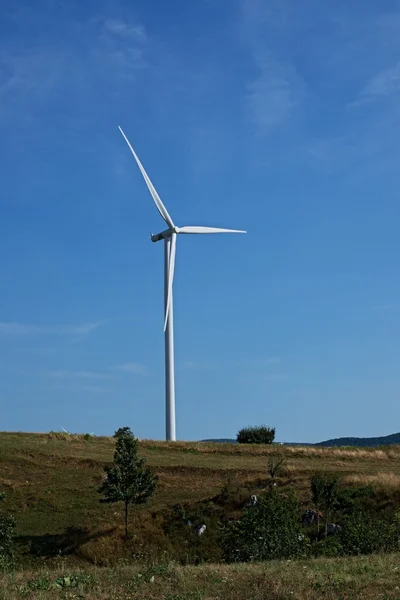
1 0 400 442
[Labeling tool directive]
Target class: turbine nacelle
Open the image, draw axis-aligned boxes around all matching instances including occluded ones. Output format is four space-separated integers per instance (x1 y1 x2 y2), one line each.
151 229 171 242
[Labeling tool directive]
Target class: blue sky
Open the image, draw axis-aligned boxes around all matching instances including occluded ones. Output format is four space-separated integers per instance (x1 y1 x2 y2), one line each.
1 0 400 442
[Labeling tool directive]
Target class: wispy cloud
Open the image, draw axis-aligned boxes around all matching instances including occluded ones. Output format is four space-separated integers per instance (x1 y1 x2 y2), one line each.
0 321 102 336
370 303 398 311
0 49 60 100
45 369 113 380
0 13 149 120
110 362 148 375
251 357 281 367
238 372 289 384
103 19 147 42
44 382 110 395
352 62 400 106
246 66 296 133
239 0 306 135
179 360 219 371
96 16 148 76
304 5 400 173
179 356 282 371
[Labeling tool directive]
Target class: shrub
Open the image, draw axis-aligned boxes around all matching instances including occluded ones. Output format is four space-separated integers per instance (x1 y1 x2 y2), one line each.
339 512 399 556
220 490 307 562
311 536 344 558
0 492 15 571
236 426 275 445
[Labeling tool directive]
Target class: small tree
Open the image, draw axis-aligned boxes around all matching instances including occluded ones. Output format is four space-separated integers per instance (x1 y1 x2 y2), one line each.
98 428 157 537
267 454 287 485
237 426 275 445
0 492 15 571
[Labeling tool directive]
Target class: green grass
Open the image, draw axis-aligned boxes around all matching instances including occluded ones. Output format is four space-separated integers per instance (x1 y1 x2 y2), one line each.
1 554 400 599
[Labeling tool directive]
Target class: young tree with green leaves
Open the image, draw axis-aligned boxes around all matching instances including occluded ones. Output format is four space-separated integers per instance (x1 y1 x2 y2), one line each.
98 427 157 537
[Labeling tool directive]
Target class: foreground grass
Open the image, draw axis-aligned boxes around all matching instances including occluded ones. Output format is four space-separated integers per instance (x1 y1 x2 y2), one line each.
2 554 400 599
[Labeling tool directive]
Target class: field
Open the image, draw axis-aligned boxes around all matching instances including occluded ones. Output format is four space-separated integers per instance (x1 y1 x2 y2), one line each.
1 431 400 599
2 554 400 599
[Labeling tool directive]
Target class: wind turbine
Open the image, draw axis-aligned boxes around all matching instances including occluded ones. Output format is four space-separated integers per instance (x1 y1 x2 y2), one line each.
118 126 246 441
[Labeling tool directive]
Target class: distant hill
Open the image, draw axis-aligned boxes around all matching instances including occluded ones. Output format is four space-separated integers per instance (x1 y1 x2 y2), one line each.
202 432 400 447
315 432 400 447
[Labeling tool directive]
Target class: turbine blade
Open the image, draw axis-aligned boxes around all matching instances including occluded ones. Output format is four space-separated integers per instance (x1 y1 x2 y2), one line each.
118 126 175 229
164 233 177 332
178 226 247 234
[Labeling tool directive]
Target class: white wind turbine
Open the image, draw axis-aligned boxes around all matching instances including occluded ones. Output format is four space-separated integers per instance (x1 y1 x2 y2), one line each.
119 126 246 441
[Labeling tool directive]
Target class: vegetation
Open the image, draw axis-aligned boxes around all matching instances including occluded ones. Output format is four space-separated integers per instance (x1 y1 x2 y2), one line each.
0 491 15 571
311 474 325 533
221 489 307 562
236 425 275 445
2 554 400 599
311 474 340 537
98 427 157 537
267 454 288 482
2 432 400 597
339 511 399 555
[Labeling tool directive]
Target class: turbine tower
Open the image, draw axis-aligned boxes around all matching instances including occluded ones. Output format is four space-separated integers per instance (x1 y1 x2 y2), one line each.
118 126 246 441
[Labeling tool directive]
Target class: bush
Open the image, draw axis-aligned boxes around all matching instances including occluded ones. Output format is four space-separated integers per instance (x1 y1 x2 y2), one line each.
220 490 307 562
0 492 15 571
236 426 275 445
311 536 344 558
339 512 399 556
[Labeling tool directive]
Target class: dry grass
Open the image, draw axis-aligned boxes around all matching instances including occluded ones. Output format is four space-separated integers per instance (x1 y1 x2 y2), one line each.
1 554 400 599
24 432 400 459
344 471 400 487
140 438 400 459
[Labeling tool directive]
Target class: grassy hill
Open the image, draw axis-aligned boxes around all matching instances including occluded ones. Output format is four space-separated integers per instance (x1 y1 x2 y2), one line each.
2 431 400 598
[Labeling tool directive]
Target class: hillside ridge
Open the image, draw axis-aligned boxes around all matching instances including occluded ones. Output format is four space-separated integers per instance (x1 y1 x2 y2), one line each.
202 432 400 447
